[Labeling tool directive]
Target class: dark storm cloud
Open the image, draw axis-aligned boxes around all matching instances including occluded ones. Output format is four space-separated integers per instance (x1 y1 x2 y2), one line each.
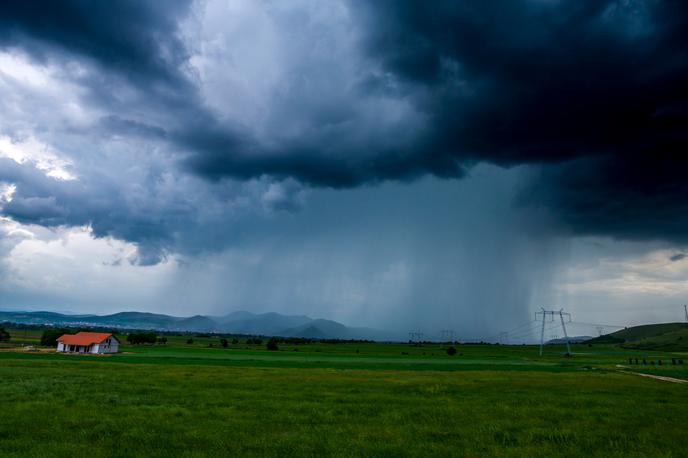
355 0 688 240
1 0 688 256
0 0 192 88
521 153 688 241
186 0 688 240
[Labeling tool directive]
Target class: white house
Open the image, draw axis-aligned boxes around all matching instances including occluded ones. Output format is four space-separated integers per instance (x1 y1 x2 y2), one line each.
56 332 119 354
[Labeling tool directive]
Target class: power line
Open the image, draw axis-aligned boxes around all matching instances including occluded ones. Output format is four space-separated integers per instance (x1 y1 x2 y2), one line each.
510 321 561 340
484 319 539 342
569 321 624 329
503 321 563 343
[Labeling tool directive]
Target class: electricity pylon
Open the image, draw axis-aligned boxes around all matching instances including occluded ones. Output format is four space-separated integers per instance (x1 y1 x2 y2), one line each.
535 308 572 356
408 330 423 343
684 305 688 323
440 330 455 342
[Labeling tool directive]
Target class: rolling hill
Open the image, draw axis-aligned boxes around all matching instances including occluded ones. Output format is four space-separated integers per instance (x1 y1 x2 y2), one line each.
588 322 688 351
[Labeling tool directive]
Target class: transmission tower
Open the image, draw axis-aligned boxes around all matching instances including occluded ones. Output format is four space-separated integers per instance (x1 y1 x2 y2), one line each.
498 331 508 344
535 308 572 356
595 326 605 337
684 305 688 323
440 329 455 342
408 330 423 343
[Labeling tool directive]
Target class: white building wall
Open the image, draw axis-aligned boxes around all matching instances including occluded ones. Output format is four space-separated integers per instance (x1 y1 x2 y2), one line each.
91 344 100 354
96 337 119 354
56 342 64 352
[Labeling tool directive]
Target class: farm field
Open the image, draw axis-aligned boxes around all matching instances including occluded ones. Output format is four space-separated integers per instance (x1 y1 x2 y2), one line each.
1 330 687 457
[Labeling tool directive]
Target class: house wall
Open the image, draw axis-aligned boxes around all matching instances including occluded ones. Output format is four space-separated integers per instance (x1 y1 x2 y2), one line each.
95 337 119 354
57 342 65 352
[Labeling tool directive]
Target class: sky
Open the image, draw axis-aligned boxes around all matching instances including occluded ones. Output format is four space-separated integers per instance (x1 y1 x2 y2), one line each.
1 0 687 340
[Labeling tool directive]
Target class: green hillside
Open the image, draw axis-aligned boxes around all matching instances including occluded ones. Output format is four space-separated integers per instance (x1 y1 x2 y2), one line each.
588 322 688 350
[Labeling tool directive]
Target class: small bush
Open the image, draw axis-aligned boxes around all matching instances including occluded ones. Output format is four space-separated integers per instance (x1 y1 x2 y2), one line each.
446 346 457 356
186 338 194 345
40 328 68 347
127 332 157 345
267 338 279 351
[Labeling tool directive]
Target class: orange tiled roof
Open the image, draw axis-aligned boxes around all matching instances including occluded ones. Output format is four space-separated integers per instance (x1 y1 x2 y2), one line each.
57 332 113 346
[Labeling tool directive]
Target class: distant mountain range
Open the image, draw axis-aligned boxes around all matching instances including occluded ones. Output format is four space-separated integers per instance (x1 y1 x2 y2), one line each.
0 310 400 341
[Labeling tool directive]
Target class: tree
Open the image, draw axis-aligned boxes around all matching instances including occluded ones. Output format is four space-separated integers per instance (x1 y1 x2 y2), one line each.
266 337 279 351
41 328 68 347
446 346 457 356
127 332 157 345
186 338 194 345
0 327 10 342
157 337 168 345
231 338 239 345
220 338 228 348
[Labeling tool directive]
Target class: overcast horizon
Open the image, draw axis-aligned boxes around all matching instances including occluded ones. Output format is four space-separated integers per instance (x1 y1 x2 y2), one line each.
1 0 688 340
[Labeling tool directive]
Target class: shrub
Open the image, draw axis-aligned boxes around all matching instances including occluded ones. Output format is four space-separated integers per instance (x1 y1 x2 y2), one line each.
446 346 457 356
186 338 194 345
0 327 10 342
127 332 157 345
231 338 239 345
267 337 279 351
220 338 228 348
40 328 68 347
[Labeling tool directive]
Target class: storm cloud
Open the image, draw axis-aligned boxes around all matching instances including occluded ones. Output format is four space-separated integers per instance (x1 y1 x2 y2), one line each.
0 0 685 254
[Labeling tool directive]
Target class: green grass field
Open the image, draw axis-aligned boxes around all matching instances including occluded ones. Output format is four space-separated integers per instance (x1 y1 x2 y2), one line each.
1 329 687 457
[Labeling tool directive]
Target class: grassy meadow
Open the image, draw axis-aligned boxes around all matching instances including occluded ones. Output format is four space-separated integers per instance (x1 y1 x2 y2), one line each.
1 328 687 457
